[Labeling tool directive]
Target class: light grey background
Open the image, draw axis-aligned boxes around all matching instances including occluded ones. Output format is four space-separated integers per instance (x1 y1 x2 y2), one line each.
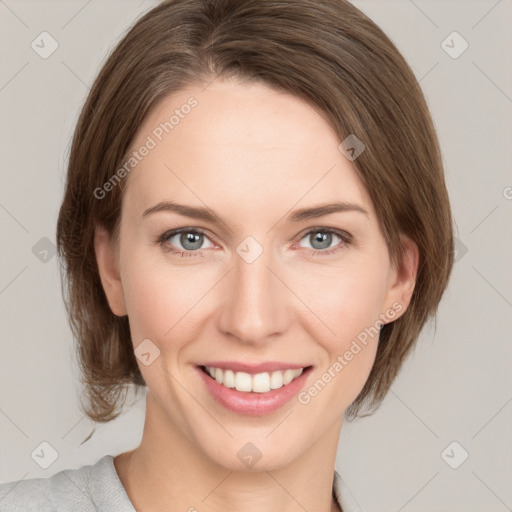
1 1 511 511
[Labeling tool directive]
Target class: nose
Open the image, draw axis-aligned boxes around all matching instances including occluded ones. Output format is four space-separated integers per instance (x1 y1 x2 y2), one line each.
216 244 291 345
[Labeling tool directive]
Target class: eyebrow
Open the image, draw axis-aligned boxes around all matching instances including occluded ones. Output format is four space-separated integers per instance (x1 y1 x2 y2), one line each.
142 200 369 229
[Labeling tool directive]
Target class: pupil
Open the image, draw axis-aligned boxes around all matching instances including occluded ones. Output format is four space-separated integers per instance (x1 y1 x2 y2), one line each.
181 231 202 250
312 231 331 250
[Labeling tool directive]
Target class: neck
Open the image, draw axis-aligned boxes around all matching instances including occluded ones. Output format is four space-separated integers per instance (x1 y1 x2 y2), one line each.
114 391 344 512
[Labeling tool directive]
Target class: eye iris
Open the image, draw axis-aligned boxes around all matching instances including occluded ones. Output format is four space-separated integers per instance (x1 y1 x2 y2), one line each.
181 231 203 250
310 231 332 250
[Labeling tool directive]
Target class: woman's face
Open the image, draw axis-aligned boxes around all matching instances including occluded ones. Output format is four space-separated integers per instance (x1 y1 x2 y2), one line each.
95 77 416 470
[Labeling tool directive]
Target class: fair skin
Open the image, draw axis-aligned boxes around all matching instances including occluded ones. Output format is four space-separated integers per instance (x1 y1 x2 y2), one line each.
94 77 418 512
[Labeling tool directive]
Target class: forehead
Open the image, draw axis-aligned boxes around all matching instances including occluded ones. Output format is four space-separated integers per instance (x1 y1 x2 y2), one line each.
122 78 375 224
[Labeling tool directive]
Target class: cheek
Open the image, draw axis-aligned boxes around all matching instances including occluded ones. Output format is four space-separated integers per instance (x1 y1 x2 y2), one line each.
299 257 389 344
120 257 210 391
120 246 214 348
294 256 388 403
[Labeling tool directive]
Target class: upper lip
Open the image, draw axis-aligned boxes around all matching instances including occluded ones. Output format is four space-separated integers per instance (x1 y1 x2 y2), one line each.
199 361 312 374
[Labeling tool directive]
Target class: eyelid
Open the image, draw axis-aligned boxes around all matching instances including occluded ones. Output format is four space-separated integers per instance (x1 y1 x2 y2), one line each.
157 225 353 256
294 226 353 245
157 227 217 250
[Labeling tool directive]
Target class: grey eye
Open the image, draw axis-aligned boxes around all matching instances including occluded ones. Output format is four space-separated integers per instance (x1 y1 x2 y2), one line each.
300 230 341 250
166 230 214 251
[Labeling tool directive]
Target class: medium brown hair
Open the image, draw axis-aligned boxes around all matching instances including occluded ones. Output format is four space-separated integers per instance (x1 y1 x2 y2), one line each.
56 0 454 424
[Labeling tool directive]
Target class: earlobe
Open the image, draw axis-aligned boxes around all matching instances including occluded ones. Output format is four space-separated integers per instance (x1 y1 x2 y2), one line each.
382 234 419 322
94 224 127 317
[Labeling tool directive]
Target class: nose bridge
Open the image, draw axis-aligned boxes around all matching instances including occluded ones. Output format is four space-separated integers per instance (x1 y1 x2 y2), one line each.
217 238 288 342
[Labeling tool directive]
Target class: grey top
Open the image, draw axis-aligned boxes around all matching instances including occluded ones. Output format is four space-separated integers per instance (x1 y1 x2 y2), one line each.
0 454 365 511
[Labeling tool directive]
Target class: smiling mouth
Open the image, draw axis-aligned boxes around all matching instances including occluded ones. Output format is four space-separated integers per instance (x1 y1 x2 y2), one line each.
199 364 313 393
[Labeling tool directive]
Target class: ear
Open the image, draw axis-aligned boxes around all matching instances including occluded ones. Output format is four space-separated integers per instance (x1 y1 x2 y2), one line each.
380 234 419 322
94 224 127 317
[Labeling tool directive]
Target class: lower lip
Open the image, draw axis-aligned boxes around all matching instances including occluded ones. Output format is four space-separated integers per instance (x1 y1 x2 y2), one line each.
196 365 313 416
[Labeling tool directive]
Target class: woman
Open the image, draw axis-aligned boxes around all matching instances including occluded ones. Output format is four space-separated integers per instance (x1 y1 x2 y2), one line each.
0 0 454 510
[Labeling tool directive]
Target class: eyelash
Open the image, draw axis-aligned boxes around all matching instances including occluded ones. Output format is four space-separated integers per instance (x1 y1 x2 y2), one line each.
156 227 353 258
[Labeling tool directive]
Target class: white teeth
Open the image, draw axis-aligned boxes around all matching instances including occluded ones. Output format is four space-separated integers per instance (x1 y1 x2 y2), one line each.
223 369 235 388
235 372 252 392
270 370 283 389
283 369 296 385
253 372 271 393
204 366 305 393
